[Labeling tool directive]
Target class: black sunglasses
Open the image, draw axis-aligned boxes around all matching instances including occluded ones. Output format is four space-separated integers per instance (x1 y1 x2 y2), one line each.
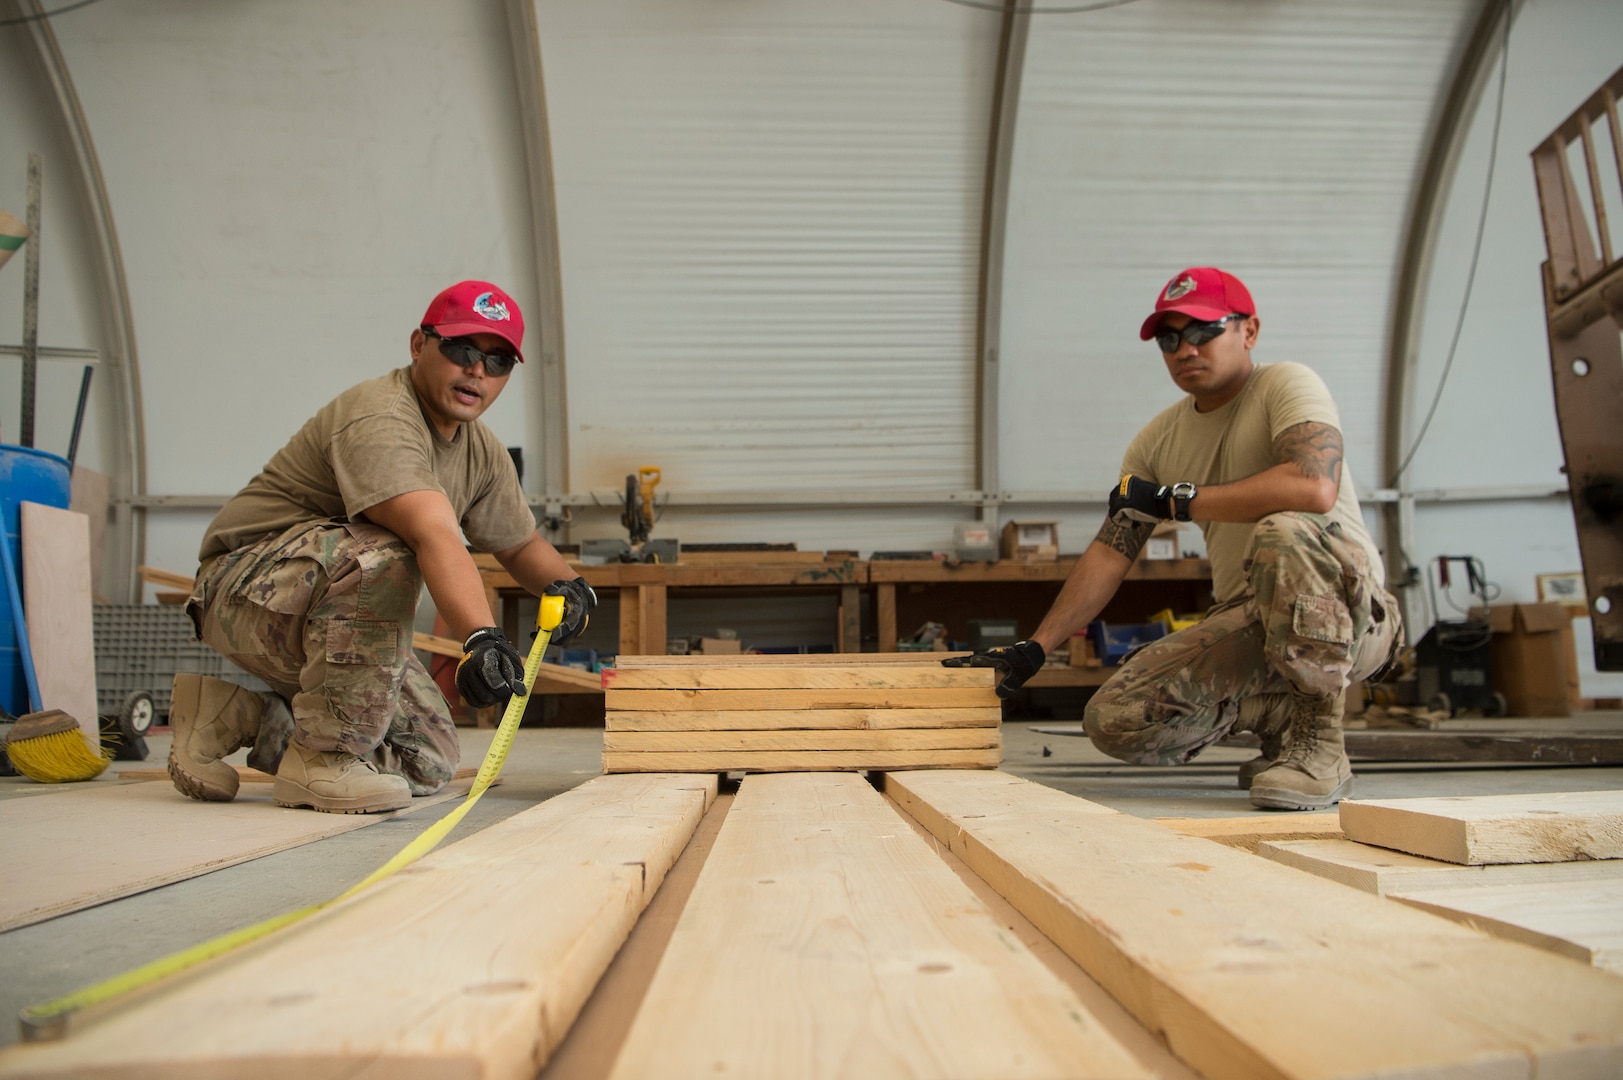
423 329 518 377
1154 314 1244 354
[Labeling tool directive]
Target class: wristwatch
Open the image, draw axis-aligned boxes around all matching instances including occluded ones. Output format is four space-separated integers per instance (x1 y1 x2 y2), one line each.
1170 482 1197 522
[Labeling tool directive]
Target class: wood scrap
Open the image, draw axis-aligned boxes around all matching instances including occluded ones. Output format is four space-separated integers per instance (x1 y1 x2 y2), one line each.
1340 790 1623 865
609 772 1152 1079
885 769 1623 1079
1256 837 1623 896
604 655 1000 773
1153 813 1342 852
1388 879 1623 973
0 774 482 932
0 774 717 1077
20 503 98 743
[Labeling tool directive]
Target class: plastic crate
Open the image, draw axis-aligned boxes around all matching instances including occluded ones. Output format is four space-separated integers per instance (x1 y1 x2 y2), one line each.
93 604 268 719
1086 619 1168 666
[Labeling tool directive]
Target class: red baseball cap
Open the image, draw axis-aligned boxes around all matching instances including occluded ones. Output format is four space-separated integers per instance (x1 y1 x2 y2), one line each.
420 280 525 362
1138 267 1255 341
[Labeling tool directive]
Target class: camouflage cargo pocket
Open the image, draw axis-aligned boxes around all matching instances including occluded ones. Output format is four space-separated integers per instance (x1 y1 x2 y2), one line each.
321 617 403 732
1292 594 1353 645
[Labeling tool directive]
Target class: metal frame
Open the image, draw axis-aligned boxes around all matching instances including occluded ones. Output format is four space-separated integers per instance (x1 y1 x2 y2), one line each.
1530 63 1623 669
9 0 146 600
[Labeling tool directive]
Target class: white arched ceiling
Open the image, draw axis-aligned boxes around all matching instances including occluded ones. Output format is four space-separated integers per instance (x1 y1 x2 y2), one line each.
999 0 1479 514
533 0 998 501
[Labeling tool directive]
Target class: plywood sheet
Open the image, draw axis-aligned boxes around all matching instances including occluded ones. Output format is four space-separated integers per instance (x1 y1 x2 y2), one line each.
19 503 98 743
1257 837 1623 897
887 769 1623 1079
0 773 717 1078
1340 790 1623 865
1389 879 1623 973
0 776 480 932
610 772 1151 1080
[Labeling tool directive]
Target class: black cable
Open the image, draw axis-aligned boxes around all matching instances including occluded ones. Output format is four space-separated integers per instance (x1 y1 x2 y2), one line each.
1392 0 1514 483
939 0 1139 14
0 0 108 29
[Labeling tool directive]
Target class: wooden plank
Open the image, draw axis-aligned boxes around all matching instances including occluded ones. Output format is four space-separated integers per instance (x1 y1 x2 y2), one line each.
606 687 994 712
886 769 1623 1080
602 665 995 691
602 748 1001 773
661 562 864 587
135 564 194 591
609 772 1151 1080
838 582 860 652
114 764 484 785
20 503 98 743
1343 727 1623 764
1155 813 1342 852
606 707 1002 732
603 728 1000 753
611 652 969 667
0 774 717 1078
1389 879 1623 973
409 631 604 691
0 775 482 933
1340 790 1623 865
1256 837 1623 897
68 467 108 601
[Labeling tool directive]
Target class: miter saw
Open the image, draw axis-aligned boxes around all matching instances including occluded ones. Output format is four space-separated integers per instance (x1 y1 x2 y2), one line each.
581 466 680 564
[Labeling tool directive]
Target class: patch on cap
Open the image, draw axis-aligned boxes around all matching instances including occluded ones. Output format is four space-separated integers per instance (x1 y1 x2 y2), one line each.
472 292 510 322
1163 275 1197 302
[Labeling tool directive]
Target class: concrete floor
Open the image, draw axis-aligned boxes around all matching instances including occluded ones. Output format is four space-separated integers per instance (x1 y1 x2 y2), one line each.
3 712 1621 1054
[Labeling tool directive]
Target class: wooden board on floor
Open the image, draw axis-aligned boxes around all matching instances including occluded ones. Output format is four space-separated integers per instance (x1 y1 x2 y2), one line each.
0 775 482 933
886 769 1623 1079
606 706 1002 732
603 748 1001 773
602 665 995 691
1257 837 1623 897
1155 813 1342 852
604 728 999 753
609 772 1152 1080
19 503 98 743
607 687 993 712
1389 879 1623 973
114 764 484 785
612 652 970 667
1339 790 1623 865
0 773 717 1078
1343 728 1623 764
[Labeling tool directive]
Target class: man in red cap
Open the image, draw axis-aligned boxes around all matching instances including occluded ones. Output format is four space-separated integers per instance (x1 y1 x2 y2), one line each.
168 280 596 813
948 267 1401 810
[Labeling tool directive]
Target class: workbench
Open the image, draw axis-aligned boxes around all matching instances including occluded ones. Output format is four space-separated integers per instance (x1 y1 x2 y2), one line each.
475 553 1210 685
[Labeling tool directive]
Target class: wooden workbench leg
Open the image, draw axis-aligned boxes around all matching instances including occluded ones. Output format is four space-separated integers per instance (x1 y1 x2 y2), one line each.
619 585 639 657
876 583 896 652
838 584 861 652
640 584 668 656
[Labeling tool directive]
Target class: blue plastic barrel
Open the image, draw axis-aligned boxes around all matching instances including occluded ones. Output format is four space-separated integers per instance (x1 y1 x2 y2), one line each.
0 444 72 716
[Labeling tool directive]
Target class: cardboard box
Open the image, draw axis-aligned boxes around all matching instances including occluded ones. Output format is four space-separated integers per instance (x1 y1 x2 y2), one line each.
1474 603 1578 718
1144 522 1182 561
696 637 742 655
1001 520 1058 562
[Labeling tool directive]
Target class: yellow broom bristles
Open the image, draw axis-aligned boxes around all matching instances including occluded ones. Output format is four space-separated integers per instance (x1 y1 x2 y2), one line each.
5 710 110 783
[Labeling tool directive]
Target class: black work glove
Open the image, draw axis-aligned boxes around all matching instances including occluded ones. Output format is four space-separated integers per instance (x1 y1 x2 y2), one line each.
544 576 598 645
1108 474 1173 524
942 639 1046 700
456 627 528 709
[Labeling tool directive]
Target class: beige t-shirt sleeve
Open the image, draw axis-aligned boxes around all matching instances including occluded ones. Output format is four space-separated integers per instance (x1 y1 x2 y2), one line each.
1260 362 1341 439
460 443 536 554
331 414 444 518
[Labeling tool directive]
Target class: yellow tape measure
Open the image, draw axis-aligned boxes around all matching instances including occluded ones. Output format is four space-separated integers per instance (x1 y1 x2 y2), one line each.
19 596 567 1042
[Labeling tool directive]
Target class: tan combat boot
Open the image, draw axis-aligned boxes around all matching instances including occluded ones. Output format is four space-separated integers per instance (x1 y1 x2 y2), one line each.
167 674 266 802
273 741 412 814
1233 693 1290 791
1248 687 1353 810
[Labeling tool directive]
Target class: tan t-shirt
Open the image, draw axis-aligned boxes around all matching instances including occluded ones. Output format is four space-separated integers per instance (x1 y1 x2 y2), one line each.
199 367 534 561
1119 362 1382 605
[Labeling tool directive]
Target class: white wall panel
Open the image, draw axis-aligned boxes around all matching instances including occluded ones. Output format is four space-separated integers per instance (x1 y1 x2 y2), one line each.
1001 0 1475 501
535 0 996 496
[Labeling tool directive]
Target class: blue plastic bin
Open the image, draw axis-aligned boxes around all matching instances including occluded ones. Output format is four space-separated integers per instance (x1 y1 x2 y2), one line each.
0 445 73 716
1086 619 1168 666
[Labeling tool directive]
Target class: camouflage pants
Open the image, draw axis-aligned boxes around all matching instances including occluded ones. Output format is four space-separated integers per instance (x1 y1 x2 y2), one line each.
1084 512 1402 766
188 520 459 795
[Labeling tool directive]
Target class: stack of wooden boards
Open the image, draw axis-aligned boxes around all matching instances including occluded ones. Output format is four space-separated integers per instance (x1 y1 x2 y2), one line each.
601 653 1001 773
4 770 1620 1078
1257 790 1623 973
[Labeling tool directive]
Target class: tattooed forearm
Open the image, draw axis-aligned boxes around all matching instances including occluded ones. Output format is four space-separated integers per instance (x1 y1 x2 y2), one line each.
1273 420 1343 483
1093 516 1154 561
